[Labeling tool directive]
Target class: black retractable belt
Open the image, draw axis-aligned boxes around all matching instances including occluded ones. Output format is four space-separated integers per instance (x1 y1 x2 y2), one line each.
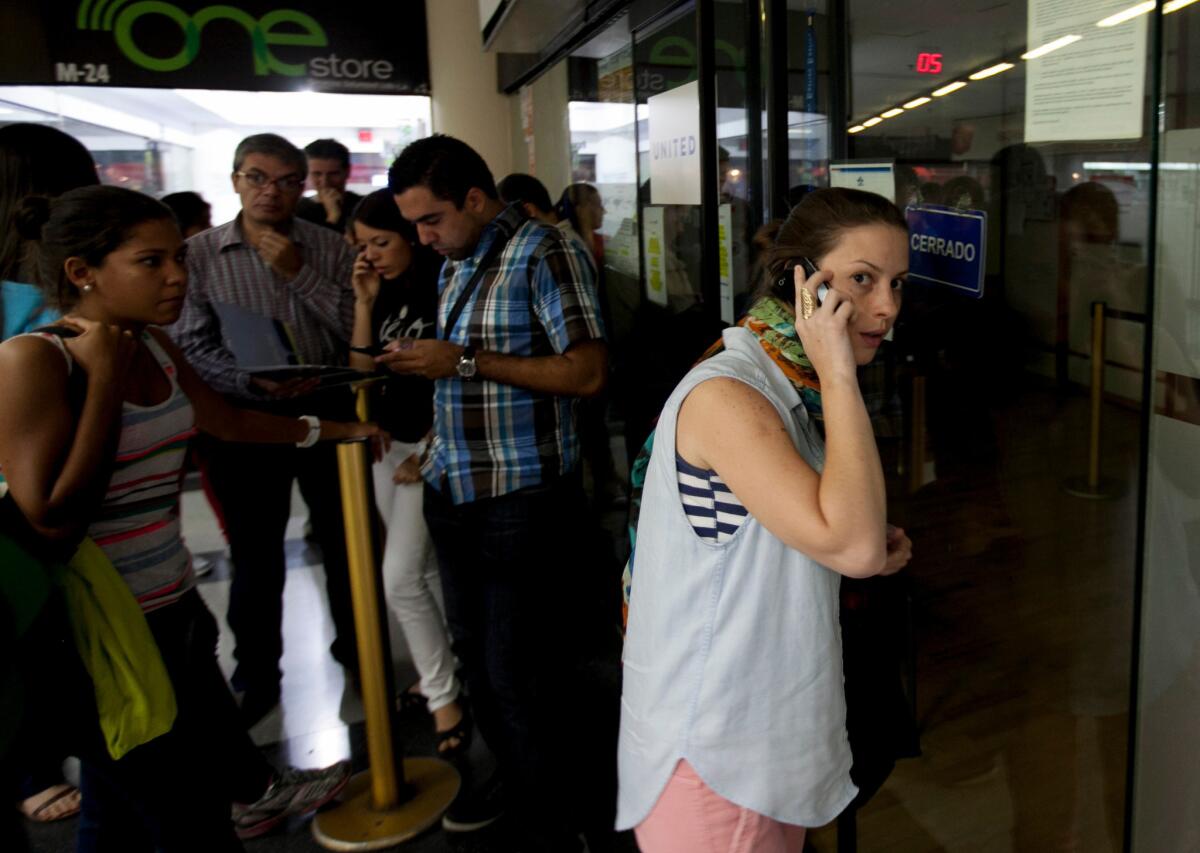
441 229 513 342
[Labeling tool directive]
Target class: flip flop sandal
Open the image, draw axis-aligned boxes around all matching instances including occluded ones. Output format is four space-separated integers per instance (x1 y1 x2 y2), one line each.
395 683 428 715
435 706 473 761
20 784 81 823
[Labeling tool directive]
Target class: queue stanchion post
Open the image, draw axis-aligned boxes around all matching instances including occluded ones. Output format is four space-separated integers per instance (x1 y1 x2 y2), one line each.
1064 302 1121 500
312 384 459 851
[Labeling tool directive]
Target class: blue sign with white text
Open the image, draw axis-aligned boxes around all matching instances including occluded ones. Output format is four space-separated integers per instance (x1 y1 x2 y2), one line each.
906 205 987 298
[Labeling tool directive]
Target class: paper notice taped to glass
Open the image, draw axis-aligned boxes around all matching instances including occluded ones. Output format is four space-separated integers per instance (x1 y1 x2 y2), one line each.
642 206 669 307
1024 0 1147 143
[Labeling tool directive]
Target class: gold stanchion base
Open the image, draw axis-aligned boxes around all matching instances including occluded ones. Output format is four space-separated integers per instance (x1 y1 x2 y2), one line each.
1062 476 1123 500
311 759 460 852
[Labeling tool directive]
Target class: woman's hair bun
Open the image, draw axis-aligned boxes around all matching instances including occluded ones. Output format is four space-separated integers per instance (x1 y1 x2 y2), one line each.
753 219 782 253
14 195 53 241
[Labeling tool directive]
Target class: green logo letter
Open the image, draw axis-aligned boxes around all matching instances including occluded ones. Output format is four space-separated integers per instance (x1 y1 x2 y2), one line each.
113 1 199 72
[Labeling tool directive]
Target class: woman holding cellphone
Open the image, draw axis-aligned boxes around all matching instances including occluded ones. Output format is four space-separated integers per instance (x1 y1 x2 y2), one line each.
347 189 468 757
617 188 913 852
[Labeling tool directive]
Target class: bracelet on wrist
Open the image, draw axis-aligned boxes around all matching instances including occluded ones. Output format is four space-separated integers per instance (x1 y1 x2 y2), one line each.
296 415 321 448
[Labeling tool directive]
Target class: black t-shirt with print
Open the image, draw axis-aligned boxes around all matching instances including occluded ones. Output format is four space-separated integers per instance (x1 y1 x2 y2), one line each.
370 274 438 443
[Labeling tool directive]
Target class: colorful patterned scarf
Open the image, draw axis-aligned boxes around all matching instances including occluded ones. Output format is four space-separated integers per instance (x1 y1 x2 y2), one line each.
622 295 823 617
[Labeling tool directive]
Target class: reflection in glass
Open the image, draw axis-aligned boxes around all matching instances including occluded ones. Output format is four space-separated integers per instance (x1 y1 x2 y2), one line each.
808 1 1161 850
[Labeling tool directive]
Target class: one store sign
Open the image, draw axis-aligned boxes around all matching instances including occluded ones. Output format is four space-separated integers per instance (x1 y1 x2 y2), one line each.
906 205 987 299
0 0 430 95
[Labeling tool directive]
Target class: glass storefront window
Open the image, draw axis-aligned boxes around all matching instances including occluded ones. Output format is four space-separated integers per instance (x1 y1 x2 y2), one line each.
1133 4 1200 850
809 2 1169 850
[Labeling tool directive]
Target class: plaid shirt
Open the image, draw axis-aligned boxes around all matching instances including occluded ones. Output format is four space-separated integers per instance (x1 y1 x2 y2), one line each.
426 204 604 504
169 216 355 399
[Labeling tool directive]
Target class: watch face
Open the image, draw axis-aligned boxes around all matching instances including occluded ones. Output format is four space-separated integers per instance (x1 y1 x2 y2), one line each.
457 357 477 379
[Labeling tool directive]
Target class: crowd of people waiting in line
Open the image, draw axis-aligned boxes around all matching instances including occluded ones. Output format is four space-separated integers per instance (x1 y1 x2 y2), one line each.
1 122 911 853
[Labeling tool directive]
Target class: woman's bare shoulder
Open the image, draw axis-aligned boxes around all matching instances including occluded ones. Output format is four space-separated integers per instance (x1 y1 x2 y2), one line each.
0 334 72 399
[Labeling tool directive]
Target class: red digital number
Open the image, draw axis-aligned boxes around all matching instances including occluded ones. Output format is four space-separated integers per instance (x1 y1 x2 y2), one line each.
916 53 943 74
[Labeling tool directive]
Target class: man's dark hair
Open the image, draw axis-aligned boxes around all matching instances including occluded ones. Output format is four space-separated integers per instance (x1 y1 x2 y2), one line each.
160 191 211 232
232 133 307 177
388 134 497 208
497 173 552 215
303 138 351 171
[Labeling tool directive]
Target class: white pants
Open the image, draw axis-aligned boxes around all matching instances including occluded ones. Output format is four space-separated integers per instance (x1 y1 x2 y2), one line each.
371 441 459 712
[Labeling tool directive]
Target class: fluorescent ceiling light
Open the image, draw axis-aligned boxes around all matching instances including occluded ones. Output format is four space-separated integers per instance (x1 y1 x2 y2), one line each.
932 81 967 97
1083 161 1151 170
881 107 904 118
1097 1 1155 26
863 116 883 127
969 63 1015 80
1022 34 1082 59
849 125 866 134
1165 0 1198 12
903 97 932 109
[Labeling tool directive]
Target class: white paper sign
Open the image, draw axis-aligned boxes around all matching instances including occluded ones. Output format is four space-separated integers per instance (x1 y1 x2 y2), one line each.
648 80 702 206
1024 0 1147 143
830 161 895 202
718 203 735 324
642 206 669 307
1155 128 1200 381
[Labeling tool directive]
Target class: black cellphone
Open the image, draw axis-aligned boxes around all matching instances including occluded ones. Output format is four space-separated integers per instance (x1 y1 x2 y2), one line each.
350 343 385 357
776 257 827 303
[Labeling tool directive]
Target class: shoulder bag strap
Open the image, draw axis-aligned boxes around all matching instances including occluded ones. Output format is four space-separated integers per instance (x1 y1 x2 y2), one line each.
441 229 512 342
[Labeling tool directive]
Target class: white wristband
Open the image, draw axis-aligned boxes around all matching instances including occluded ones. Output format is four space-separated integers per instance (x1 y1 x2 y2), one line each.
296 415 321 448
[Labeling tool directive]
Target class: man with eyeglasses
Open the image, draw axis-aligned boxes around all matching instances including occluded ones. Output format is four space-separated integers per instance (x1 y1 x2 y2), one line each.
296 138 361 234
170 133 358 727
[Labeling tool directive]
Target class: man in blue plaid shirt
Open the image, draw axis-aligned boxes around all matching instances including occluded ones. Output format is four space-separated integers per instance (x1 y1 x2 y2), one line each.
383 136 608 849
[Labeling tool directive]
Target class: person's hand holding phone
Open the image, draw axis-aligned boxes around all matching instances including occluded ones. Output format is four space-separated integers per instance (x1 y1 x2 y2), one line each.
351 249 381 305
790 263 857 385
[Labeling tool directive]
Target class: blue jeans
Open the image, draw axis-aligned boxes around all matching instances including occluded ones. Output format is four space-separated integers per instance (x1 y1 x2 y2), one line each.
76 591 271 853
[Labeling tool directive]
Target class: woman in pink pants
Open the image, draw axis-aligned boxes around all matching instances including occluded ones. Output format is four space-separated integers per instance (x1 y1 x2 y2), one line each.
617 189 914 851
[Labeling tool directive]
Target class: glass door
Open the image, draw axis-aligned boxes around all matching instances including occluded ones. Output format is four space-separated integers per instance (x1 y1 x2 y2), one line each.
811 1 1165 849
1132 4 1200 851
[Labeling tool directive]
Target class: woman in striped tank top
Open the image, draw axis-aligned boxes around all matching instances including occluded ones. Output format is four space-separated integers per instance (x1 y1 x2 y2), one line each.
0 186 380 851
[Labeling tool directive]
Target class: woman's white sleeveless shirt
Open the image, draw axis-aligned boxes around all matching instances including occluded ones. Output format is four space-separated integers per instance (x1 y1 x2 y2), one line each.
616 326 857 830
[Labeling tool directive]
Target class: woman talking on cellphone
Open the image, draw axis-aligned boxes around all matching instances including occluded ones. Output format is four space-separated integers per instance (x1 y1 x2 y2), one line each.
0 185 379 850
617 188 913 852
346 189 468 757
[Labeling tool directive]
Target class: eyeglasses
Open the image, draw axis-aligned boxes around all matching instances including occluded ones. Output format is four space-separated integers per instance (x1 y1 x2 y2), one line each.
235 170 305 192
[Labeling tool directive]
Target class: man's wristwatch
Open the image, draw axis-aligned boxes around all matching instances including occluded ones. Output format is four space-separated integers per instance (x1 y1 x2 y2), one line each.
456 345 478 380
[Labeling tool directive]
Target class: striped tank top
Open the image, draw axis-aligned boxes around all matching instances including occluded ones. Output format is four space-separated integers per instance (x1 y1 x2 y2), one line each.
31 330 198 612
676 454 749 543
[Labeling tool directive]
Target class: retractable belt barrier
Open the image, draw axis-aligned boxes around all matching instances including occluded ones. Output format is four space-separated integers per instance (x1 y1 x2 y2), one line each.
1063 301 1142 501
312 385 460 851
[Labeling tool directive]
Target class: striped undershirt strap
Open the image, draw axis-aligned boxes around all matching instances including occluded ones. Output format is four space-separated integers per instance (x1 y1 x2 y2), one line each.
675 454 749 543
